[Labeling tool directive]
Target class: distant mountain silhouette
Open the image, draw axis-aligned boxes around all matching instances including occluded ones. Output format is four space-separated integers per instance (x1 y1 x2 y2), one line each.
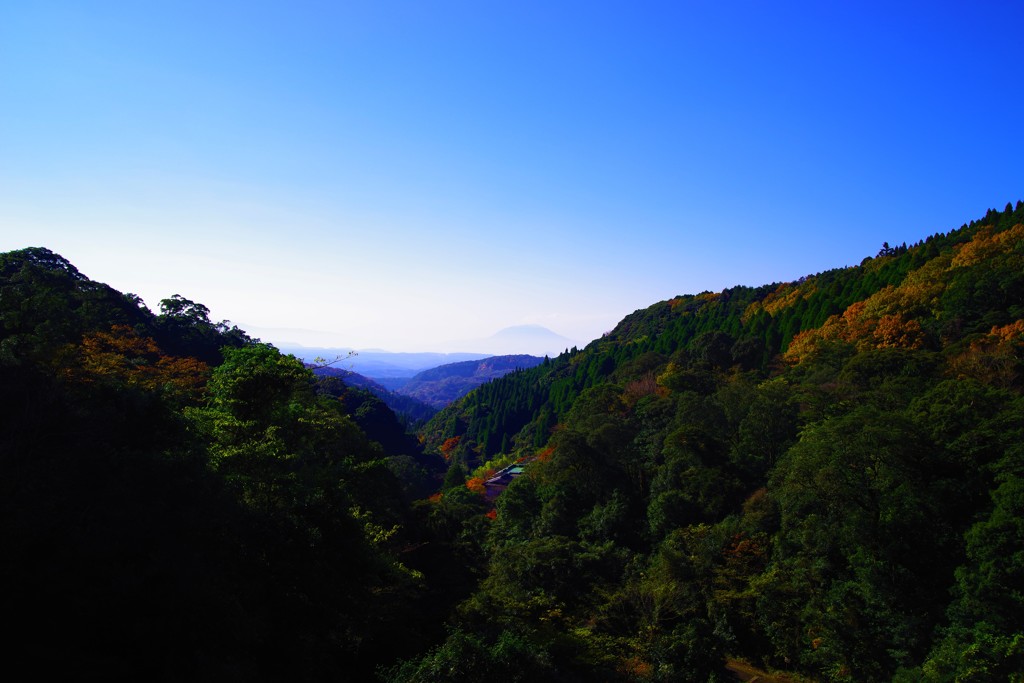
469 325 578 356
277 326 576 375
278 346 490 378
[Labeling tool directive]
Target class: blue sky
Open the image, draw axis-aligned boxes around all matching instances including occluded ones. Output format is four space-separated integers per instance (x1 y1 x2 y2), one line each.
2 1 1022 353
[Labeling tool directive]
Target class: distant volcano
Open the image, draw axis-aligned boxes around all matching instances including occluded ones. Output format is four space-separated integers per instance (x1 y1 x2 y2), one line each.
483 325 578 356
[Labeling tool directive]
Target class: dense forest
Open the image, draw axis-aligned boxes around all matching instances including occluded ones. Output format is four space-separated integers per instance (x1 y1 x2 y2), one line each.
2 201 1023 681
313 365 440 427
393 354 545 409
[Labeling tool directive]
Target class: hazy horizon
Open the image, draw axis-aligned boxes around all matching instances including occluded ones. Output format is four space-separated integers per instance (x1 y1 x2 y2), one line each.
250 322 582 356
3 1 1022 351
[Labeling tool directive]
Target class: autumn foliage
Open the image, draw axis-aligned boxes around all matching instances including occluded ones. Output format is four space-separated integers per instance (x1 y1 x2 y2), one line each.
948 319 1024 388
66 324 209 400
440 436 461 459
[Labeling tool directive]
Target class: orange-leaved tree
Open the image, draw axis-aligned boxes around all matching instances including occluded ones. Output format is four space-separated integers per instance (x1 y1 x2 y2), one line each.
65 324 209 401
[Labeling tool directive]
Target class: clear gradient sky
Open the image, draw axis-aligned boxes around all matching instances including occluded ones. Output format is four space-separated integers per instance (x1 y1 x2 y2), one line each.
2 1 1022 352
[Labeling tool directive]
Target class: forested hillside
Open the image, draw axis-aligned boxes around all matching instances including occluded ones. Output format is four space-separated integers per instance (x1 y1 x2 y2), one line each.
397 354 545 408
2 201 1023 682
401 202 1024 681
314 365 439 426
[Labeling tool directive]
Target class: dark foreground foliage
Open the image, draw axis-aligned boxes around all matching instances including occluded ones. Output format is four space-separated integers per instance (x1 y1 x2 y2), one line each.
0 248 455 680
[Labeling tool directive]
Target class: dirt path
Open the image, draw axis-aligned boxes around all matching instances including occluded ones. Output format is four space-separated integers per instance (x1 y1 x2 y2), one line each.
724 659 802 682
